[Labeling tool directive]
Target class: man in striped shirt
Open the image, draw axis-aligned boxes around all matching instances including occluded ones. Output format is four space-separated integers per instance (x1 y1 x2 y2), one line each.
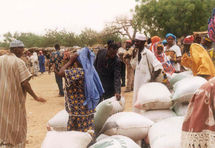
0 40 46 148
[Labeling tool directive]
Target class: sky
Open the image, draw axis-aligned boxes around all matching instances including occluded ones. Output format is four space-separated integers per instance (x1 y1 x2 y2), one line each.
0 0 137 41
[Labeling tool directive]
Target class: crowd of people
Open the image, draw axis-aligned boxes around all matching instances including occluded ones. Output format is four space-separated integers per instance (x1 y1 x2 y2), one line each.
1 29 215 147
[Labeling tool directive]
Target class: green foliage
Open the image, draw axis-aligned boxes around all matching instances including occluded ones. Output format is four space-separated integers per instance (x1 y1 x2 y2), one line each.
134 0 215 37
0 28 123 49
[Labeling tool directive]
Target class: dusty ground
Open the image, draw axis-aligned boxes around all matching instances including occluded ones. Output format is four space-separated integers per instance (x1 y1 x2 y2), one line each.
25 72 133 148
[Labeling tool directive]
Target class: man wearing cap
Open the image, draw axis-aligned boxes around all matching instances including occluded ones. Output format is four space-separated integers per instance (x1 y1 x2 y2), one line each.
202 36 215 65
123 40 134 92
0 40 46 148
181 35 215 80
131 34 163 113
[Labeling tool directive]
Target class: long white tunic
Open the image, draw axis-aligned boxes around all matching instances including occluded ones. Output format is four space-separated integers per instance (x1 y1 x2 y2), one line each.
131 48 163 113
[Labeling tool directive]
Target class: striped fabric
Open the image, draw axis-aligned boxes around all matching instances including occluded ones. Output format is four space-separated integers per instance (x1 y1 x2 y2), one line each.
0 53 31 148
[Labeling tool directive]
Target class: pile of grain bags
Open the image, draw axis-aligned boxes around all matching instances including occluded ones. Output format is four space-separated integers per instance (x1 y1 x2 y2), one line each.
99 112 154 142
41 131 92 148
135 82 176 122
46 110 69 131
148 116 184 148
172 76 207 116
94 96 125 136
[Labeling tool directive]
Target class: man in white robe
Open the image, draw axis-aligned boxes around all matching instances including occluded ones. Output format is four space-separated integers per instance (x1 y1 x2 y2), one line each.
131 34 163 113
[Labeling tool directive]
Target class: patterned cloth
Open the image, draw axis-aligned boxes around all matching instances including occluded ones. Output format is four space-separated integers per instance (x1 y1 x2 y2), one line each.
65 68 95 136
181 79 215 147
0 53 32 148
49 50 64 73
208 48 215 65
152 42 175 75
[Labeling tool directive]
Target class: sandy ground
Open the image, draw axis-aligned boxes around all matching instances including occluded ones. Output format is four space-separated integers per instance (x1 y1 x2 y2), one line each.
25 72 133 148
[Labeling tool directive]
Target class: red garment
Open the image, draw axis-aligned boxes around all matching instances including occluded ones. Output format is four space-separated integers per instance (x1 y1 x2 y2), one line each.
181 79 215 147
152 42 175 75
149 36 160 51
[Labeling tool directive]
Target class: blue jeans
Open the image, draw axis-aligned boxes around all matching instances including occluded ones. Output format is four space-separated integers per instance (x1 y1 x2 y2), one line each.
55 72 64 96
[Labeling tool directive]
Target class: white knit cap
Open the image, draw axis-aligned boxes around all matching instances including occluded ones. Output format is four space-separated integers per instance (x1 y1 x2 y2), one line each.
10 40 25 48
135 34 146 41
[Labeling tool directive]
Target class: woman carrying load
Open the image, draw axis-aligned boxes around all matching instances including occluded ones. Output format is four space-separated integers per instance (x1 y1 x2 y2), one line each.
58 48 104 140
164 33 182 72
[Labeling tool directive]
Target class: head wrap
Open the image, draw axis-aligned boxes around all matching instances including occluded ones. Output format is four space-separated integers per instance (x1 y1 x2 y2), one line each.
149 36 160 51
205 36 213 43
39 51 43 55
166 33 177 44
10 40 24 48
183 35 194 44
135 34 146 41
125 40 132 44
162 40 167 45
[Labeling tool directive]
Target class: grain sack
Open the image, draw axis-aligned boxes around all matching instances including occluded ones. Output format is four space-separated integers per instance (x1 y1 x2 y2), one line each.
173 102 189 116
142 110 177 122
172 76 207 103
96 134 110 142
135 82 173 110
100 112 154 141
90 135 140 148
41 131 92 148
46 110 69 131
169 74 191 87
94 96 125 136
148 116 184 148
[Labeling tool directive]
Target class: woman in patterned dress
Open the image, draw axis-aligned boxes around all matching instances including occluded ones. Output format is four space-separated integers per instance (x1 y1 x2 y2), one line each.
58 53 95 135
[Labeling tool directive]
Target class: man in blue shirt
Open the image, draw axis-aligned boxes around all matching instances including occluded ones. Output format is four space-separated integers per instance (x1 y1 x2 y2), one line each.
48 44 64 97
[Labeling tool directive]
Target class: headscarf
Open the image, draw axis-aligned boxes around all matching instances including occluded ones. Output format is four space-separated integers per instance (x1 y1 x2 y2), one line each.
162 40 167 45
39 51 43 55
183 35 194 44
205 35 213 43
152 42 175 75
149 36 160 51
181 79 215 147
166 33 177 44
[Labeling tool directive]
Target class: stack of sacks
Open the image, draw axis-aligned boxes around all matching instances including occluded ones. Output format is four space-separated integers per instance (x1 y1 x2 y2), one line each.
99 112 154 142
135 82 176 122
46 110 69 131
94 96 125 137
169 73 192 87
41 131 92 148
90 135 140 148
172 76 207 116
148 116 184 148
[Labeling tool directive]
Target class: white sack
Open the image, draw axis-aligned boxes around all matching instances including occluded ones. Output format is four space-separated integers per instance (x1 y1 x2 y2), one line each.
142 110 177 122
148 116 184 148
172 76 207 103
47 110 69 131
173 103 189 116
100 112 154 141
90 135 140 148
135 82 173 110
41 131 92 148
94 96 125 136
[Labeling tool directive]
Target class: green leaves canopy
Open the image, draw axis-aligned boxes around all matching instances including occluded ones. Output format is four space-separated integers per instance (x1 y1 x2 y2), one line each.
134 0 215 37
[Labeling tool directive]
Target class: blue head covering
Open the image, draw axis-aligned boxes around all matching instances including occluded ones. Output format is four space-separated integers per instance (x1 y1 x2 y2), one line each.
162 40 167 45
166 33 176 39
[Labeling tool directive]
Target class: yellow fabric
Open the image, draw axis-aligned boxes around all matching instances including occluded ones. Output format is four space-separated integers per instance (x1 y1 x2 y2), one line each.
208 48 215 65
190 44 215 79
181 53 191 69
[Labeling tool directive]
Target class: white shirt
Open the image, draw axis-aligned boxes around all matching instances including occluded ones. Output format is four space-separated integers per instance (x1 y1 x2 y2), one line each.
130 48 163 113
164 44 182 71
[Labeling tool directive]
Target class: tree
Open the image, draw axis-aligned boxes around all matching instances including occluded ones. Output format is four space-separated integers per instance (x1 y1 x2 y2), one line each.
100 16 138 40
133 0 215 38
